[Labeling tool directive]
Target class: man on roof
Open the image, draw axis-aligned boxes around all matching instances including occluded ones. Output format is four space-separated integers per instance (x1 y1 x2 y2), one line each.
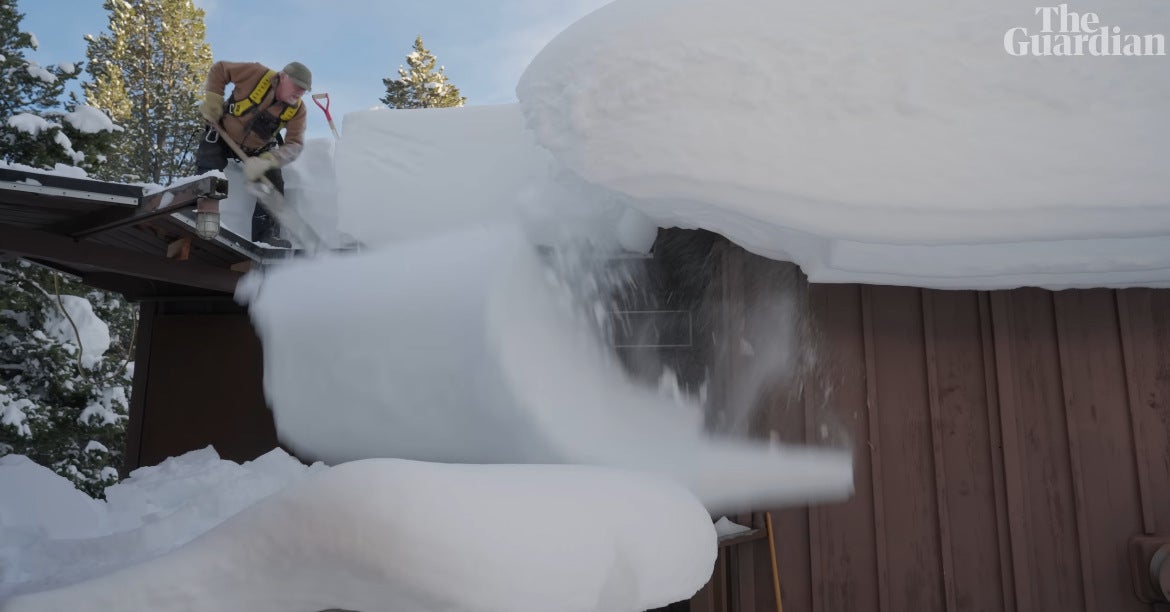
194 60 311 248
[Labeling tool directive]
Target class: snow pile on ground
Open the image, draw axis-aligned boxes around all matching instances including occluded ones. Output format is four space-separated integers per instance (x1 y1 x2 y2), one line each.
0 455 104 541
0 447 323 601
517 0 1169 289
1 452 716 612
239 224 853 512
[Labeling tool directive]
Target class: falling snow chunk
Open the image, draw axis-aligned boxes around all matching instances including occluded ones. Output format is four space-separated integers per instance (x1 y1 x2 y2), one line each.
241 225 853 512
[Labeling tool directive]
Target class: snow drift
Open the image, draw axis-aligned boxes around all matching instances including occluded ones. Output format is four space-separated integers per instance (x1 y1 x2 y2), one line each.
2 457 717 612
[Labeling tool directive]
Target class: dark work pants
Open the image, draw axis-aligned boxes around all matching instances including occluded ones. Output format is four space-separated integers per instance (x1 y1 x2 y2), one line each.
194 127 284 241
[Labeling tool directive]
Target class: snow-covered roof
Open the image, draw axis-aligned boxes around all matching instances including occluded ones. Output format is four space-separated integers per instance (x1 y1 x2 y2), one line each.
338 0 1168 290
514 0 1169 289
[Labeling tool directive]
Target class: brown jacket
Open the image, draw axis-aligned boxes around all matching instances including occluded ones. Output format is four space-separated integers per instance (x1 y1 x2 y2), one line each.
205 61 307 166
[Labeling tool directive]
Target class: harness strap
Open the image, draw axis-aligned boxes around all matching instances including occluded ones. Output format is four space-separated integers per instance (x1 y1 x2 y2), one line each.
225 70 303 136
227 70 276 117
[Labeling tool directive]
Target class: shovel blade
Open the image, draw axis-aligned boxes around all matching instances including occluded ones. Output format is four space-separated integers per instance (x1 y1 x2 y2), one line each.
244 179 324 253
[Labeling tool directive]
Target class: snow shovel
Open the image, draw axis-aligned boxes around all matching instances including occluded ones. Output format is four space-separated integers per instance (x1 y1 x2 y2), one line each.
312 93 341 141
205 121 325 253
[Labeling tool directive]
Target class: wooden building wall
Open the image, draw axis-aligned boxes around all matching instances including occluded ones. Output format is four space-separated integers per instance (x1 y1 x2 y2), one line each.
125 299 277 470
688 245 1170 612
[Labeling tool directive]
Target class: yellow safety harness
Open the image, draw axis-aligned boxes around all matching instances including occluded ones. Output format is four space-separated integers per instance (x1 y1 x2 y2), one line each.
226 70 301 131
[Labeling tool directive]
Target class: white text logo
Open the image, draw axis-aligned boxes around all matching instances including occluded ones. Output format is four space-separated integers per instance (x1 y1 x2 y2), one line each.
1005 5 1165 56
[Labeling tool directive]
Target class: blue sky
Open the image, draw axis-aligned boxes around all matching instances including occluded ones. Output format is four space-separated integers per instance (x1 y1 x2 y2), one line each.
19 0 611 139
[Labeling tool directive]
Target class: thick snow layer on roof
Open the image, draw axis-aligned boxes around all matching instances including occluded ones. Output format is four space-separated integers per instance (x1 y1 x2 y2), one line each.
335 104 630 249
2 451 716 612
510 0 1170 289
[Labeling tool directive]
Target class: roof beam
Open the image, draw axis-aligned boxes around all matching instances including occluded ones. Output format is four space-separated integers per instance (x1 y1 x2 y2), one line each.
0 224 240 294
57 176 229 239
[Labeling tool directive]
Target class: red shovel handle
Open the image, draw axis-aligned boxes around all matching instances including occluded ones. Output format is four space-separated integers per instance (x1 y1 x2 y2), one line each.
312 93 333 122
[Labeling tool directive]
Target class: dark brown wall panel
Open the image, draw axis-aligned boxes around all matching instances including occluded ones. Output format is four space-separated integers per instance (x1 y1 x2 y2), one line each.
730 513 758 612
1119 289 1170 536
993 289 1087 612
136 313 277 467
1052 290 1147 612
866 285 945 612
803 284 880 612
925 290 1007 612
709 281 1170 612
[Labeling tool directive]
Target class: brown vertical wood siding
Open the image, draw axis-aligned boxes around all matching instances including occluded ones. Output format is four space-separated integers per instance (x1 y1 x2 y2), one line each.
125 302 277 470
693 268 1170 611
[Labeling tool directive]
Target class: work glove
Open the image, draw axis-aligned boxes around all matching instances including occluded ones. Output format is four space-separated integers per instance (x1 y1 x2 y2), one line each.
200 91 224 124
242 152 278 182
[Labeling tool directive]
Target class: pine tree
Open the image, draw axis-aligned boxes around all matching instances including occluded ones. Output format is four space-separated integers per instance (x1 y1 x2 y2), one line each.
381 36 466 109
83 0 212 185
0 0 120 172
0 1 138 500
0 261 136 498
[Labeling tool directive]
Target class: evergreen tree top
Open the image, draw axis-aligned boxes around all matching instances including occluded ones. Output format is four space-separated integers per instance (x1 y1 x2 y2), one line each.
0 0 117 171
381 35 466 110
82 0 212 184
